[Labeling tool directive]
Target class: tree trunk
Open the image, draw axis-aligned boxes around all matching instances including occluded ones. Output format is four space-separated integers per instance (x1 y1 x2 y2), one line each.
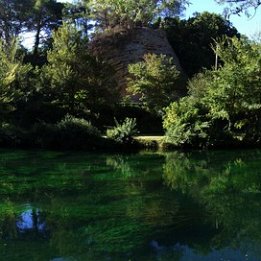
33 10 43 58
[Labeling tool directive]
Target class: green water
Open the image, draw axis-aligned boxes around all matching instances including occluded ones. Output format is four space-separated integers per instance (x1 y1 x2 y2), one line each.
0 149 261 261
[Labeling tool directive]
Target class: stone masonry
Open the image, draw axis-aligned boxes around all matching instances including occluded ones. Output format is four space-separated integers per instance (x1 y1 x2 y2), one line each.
89 27 186 96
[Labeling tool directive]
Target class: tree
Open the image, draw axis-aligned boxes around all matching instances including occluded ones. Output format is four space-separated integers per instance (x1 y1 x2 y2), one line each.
161 12 240 77
0 0 32 45
63 1 90 37
0 0 65 66
127 53 181 114
215 0 261 16
42 23 119 114
27 0 64 58
207 37 261 139
86 0 189 29
0 38 32 123
163 37 261 147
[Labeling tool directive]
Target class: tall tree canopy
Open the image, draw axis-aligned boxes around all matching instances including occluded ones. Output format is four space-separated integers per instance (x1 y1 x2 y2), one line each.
127 54 181 114
86 0 190 29
0 39 32 122
162 12 240 77
0 0 32 44
215 0 261 15
26 0 64 57
42 23 119 114
0 0 64 54
164 37 261 147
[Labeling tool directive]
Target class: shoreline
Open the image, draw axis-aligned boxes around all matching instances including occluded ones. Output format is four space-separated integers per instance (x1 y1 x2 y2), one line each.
1 135 261 152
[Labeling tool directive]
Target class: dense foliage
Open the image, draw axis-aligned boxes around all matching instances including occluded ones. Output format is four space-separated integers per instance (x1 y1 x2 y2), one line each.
161 12 240 77
106 117 138 144
86 0 189 29
0 0 64 59
0 0 260 149
41 23 119 114
127 54 182 114
215 0 261 15
0 39 32 123
37 114 103 149
164 37 261 148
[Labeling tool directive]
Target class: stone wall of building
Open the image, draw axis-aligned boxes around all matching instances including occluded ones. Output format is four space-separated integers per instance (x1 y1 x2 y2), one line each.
89 27 186 96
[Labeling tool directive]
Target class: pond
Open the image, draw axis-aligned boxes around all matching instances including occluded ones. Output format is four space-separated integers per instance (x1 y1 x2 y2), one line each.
0 149 261 261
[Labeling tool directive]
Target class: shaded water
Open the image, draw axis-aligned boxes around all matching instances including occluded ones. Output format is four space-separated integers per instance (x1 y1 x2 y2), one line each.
0 149 261 260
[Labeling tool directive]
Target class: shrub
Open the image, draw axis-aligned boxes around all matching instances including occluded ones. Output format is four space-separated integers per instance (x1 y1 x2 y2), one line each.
106 118 138 144
57 114 101 137
56 115 102 149
0 123 36 148
0 123 21 146
163 37 261 148
34 115 102 149
163 96 212 147
114 105 163 134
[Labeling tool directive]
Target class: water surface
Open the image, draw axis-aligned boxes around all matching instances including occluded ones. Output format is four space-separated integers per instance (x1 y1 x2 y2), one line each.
0 149 261 260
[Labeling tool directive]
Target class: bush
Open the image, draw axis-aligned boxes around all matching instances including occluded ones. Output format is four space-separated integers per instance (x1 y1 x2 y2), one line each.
33 115 102 149
0 123 37 148
106 118 138 144
0 116 142 150
0 123 22 147
57 114 101 137
163 96 212 147
114 105 163 135
163 37 261 148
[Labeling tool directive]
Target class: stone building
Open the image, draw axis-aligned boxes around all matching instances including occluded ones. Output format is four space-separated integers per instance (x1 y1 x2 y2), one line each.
89 27 186 97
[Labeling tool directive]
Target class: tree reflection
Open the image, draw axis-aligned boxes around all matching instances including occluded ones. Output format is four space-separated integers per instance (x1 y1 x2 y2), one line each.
163 150 261 255
163 150 261 194
0 149 261 260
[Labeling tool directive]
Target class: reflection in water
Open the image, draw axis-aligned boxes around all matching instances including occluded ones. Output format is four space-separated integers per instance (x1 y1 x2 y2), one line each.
0 149 261 260
163 150 261 194
0 206 48 240
162 150 261 260
17 208 46 234
150 242 259 261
